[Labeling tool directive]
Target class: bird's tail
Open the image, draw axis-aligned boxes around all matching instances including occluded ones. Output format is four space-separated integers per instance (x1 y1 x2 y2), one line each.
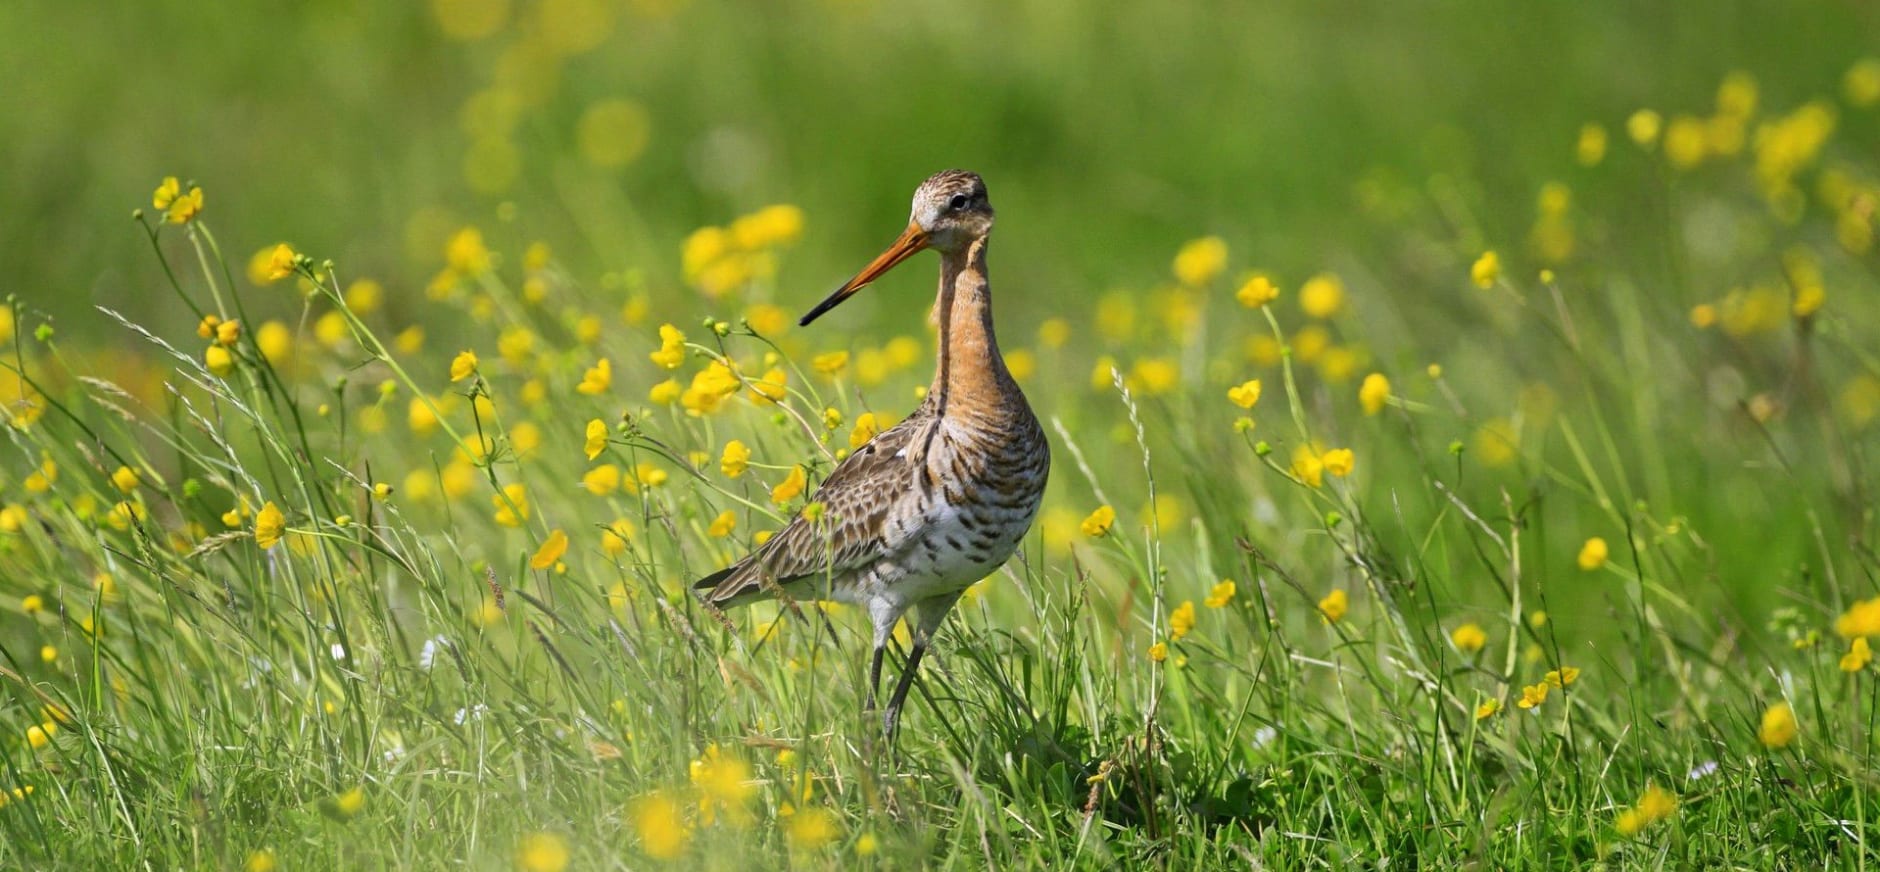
692 563 739 592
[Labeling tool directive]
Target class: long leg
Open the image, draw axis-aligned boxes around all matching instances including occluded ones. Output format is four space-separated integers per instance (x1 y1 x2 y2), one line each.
881 592 964 737
881 642 927 738
866 642 886 712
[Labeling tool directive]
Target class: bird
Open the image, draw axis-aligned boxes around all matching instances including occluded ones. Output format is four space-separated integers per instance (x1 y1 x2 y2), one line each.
694 170 1050 736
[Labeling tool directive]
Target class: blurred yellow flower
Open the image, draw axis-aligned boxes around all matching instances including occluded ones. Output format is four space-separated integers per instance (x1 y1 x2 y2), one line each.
1847 58 1880 107
1470 251 1500 289
1615 784 1677 837
731 204 806 249
583 464 621 496
576 358 612 394
1204 579 1236 608
1663 115 1708 169
1545 666 1580 688
1291 446 1325 488
708 510 737 538
1147 641 1168 662
1837 596 1880 638
1236 274 1280 308
1576 123 1607 166
850 412 882 449
256 321 292 363
1172 236 1228 286
516 832 569 872
253 502 287 550
110 465 141 493
1299 273 1345 319
812 351 850 376
1626 109 1662 148
1473 418 1518 467
446 227 491 276
1227 379 1262 409
1169 601 1196 641
1841 637 1872 672
1577 537 1608 571
1358 372 1390 415
26 722 55 749
243 849 276 872
649 379 680 404
1517 682 1549 709
530 530 569 570
1451 623 1487 654
1321 448 1354 478
787 807 839 852
1318 589 1348 623
719 440 751 478
450 350 478 382
771 465 807 505
681 362 742 414
1128 357 1178 395
153 176 181 209
205 345 234 377
576 99 651 169
1080 505 1116 538
1475 698 1501 720
749 367 788 404
1758 701 1796 749
649 324 686 369
493 483 530 527
629 791 689 859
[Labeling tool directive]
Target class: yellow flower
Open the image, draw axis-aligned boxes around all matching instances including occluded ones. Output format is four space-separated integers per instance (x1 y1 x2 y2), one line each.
153 176 181 209
1627 109 1662 148
329 786 365 819
1841 637 1872 673
749 367 789 404
1451 623 1487 654
1545 666 1581 688
243 849 277 872
708 510 737 538
582 464 622 497
111 465 141 493
1227 379 1262 409
649 379 681 404
576 358 612 394
1838 597 1880 639
215 319 242 346
1358 373 1390 416
1321 448 1355 478
1204 579 1236 609
1291 446 1325 488
1616 784 1678 837
1236 274 1280 308
165 185 204 224
516 832 569 872
1516 682 1549 709
26 722 55 749
261 244 297 283
1147 641 1168 662
1847 58 1880 107
1475 698 1501 720
530 530 569 570
771 465 807 505
812 350 850 376
1577 537 1609 571
629 792 689 859
1169 601 1196 641
1172 236 1228 286
680 362 743 414
1298 273 1345 319
1318 589 1348 623
254 502 286 550
22 594 43 614
1759 701 1797 749
450 350 479 382
205 345 235 377
1576 123 1608 166
787 807 840 852
1080 505 1116 538
493 483 530 527
716 440 752 479
1470 251 1501 289
583 419 608 461
689 744 757 823
649 324 686 369
850 412 882 449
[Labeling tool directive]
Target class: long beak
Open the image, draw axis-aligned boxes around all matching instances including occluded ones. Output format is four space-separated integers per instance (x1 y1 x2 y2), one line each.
799 222 929 326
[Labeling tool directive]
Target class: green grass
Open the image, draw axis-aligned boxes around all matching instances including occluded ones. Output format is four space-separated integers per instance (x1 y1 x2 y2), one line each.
5 1 1880 868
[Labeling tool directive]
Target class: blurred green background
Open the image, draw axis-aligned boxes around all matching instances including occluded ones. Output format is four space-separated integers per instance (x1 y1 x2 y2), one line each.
5 0 1874 338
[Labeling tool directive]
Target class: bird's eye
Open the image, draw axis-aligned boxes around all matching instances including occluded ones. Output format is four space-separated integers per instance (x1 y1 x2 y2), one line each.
948 194 969 211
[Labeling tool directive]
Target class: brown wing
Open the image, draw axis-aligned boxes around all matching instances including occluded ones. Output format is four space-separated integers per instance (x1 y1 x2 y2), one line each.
695 410 933 606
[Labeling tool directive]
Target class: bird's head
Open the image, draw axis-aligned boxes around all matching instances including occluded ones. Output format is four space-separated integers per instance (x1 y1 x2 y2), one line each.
800 170 993 326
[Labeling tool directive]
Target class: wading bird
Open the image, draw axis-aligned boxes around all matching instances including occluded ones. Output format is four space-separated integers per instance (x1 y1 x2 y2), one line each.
694 170 1049 736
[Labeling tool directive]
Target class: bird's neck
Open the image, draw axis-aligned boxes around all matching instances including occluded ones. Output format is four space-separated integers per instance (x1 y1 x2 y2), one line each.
930 236 1017 420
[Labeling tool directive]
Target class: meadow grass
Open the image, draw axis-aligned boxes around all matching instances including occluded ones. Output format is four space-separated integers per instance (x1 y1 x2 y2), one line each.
4 29 1880 872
